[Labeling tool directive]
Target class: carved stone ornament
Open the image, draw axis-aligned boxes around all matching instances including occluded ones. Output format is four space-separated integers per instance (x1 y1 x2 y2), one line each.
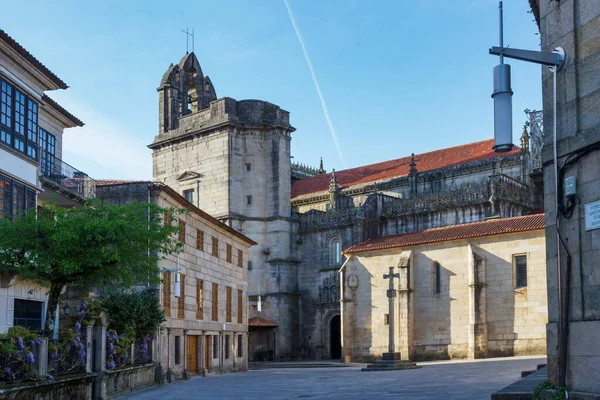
348 275 359 290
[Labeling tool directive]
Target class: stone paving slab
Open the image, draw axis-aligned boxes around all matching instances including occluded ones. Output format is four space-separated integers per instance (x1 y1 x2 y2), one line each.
491 367 547 400
117 356 546 400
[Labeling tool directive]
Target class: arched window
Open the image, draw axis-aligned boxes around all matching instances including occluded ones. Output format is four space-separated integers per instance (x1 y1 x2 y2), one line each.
331 285 338 303
323 286 330 303
433 262 441 295
329 236 342 266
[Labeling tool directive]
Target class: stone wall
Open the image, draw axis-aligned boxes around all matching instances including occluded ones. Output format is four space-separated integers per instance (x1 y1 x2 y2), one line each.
538 0 600 394
342 229 547 362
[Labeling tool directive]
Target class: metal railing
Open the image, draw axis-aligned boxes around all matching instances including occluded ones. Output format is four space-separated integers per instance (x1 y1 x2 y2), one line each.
48 336 86 377
0 340 35 385
133 338 153 364
40 151 96 199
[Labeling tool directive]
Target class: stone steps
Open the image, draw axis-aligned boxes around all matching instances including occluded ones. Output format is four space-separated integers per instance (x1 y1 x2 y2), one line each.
361 359 421 372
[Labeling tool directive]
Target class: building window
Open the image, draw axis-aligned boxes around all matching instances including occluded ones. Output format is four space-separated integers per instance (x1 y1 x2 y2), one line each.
225 335 231 359
226 286 232 323
163 272 171 317
39 129 56 176
212 282 219 321
237 249 243 268
434 262 441 295
196 229 204 251
226 244 232 263
213 335 218 359
174 336 181 365
384 314 389 326
247 261 252 271
515 255 528 288
177 273 186 319
183 189 194 203
246 195 252 205
196 278 204 320
0 174 36 219
212 237 218 257
178 219 186 243
245 163 251 172
329 236 342 266
13 299 43 330
237 289 243 324
0 79 38 160
237 334 243 358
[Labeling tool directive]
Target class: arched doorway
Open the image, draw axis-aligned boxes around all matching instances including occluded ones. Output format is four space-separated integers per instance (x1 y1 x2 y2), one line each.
330 315 341 359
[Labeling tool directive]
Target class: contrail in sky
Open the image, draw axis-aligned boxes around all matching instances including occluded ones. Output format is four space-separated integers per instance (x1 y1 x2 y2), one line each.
283 0 347 168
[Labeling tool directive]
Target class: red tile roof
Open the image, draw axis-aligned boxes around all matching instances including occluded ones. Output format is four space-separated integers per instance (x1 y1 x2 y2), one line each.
343 214 545 255
0 29 68 90
96 180 150 187
291 139 520 198
248 316 279 328
42 94 84 127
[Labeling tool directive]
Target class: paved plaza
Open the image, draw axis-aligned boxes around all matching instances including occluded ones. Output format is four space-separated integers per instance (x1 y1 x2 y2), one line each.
118 356 545 400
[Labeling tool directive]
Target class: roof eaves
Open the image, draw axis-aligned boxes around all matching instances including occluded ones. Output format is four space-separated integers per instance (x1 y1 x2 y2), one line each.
0 29 68 90
42 94 84 127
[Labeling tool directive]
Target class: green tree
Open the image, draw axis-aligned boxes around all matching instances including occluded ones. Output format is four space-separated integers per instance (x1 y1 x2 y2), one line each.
0 199 182 332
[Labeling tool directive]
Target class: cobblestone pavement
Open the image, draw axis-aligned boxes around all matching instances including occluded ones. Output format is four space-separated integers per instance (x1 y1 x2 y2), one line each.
118 356 545 400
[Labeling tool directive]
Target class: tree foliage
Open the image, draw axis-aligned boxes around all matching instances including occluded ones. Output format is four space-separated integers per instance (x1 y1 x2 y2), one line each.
0 199 182 331
99 289 165 339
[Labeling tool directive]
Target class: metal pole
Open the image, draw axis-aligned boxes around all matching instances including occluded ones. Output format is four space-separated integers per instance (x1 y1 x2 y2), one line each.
552 66 565 387
499 1 504 64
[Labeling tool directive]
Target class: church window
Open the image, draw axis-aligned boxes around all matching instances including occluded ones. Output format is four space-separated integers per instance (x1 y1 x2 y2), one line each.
247 261 252 271
245 163 251 172
514 255 528 288
331 285 338 302
433 262 441 295
323 286 330 303
183 189 194 203
329 236 342 266
247 195 252 205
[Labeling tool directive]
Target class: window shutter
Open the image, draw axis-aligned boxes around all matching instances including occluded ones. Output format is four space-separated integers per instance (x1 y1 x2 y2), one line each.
196 278 204 320
226 286 232 323
163 272 171 317
237 289 243 324
212 282 218 321
178 274 186 319
196 229 204 251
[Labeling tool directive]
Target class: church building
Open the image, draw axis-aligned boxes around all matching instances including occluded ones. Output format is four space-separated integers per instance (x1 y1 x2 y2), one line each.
149 51 547 363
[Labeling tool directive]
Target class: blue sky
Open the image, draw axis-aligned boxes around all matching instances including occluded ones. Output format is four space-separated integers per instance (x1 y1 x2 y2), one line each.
3 0 542 179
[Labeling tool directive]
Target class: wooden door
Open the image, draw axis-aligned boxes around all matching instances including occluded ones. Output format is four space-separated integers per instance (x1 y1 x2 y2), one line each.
204 336 210 370
186 336 198 375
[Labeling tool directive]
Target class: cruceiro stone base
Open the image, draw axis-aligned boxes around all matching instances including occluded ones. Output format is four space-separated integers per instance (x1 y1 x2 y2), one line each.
361 353 421 372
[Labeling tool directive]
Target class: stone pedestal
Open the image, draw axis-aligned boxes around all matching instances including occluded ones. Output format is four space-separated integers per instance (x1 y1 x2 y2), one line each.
361 352 421 372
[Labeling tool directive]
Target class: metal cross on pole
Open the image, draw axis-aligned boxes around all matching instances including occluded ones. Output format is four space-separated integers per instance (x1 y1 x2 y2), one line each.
383 266 400 354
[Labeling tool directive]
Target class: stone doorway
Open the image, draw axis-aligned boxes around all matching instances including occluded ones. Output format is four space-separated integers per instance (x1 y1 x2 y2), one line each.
330 315 341 359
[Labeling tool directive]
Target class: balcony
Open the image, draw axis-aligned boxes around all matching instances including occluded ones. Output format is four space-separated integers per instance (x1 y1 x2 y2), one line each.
39 153 96 204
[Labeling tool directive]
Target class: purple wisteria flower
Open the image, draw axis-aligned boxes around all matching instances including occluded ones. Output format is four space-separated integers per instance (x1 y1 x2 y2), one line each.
17 337 24 350
24 351 35 365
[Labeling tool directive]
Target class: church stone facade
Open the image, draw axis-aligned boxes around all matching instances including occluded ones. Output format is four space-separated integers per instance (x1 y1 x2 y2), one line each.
150 51 546 362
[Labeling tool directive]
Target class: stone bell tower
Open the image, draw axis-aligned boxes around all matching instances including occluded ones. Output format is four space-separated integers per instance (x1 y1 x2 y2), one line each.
150 52 300 359
157 52 217 134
